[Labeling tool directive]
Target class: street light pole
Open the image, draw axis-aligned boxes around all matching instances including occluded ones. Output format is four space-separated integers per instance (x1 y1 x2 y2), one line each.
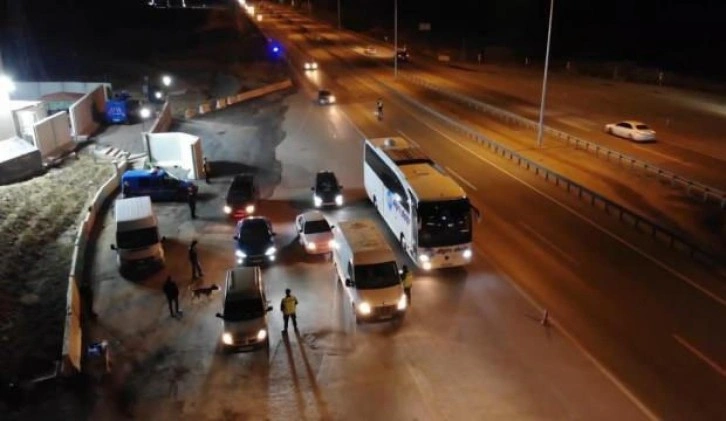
536 0 554 148
394 0 398 77
337 0 341 29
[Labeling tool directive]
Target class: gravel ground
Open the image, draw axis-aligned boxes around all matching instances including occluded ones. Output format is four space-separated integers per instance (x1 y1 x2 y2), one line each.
0 154 115 385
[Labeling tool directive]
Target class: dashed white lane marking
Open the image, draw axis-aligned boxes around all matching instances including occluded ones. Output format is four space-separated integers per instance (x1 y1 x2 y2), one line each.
444 166 477 191
519 221 579 266
673 334 726 378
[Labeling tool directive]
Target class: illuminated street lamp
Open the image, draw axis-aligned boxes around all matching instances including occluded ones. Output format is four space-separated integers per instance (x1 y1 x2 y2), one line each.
536 0 555 148
161 75 172 87
154 91 163 101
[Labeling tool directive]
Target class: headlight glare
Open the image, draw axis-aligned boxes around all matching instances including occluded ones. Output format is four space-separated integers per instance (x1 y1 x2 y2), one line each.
306 242 316 250
256 329 267 341
245 205 255 214
235 250 246 258
358 302 371 315
222 332 233 345
397 294 407 310
314 195 322 207
265 246 277 256
418 254 430 263
223 205 232 214
335 194 343 206
463 248 472 259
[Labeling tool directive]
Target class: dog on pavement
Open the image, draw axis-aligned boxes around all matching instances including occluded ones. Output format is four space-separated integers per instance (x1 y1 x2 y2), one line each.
190 284 220 300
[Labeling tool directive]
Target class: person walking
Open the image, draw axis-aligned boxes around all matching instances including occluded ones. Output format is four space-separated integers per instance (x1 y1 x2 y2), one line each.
188 186 197 219
163 276 182 317
280 288 299 333
401 265 413 304
189 240 204 279
202 157 212 184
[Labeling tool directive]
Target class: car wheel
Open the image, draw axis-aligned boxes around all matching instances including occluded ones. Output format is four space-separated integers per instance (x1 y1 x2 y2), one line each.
606 127 612 134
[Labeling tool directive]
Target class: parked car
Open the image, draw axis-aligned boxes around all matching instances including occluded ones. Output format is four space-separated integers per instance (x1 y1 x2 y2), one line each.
304 60 318 70
312 170 343 207
224 174 258 219
295 211 336 255
604 120 656 142
234 216 277 266
317 89 336 105
121 168 196 201
216 267 272 352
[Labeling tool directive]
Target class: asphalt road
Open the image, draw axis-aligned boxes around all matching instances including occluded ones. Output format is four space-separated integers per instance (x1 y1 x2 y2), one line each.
253 3 726 419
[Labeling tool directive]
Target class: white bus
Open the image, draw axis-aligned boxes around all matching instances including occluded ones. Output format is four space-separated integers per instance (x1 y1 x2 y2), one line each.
363 137 474 270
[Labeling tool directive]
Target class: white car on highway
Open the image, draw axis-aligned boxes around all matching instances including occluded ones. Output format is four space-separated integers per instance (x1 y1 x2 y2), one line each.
295 211 336 254
304 60 318 70
364 45 377 55
604 120 656 142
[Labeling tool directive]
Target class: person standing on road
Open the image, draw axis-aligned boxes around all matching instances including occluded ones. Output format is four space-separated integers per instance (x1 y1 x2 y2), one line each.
188 186 197 219
202 157 212 184
163 276 182 317
189 240 204 279
280 288 299 333
400 265 413 304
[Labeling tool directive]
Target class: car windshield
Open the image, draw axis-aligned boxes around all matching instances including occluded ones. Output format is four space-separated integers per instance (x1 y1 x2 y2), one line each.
417 199 472 248
117 227 160 249
238 220 270 240
354 262 400 290
304 220 331 234
319 90 331 97
228 178 254 202
223 299 264 321
635 124 651 131
316 173 338 191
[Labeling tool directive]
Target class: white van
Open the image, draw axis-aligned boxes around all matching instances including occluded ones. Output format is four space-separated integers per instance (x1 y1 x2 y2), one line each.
333 219 407 323
110 196 164 271
216 267 272 352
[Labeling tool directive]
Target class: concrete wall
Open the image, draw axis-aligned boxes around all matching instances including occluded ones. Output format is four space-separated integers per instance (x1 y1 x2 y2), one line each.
33 111 73 158
62 160 127 375
68 85 107 140
0 138 44 185
149 101 172 133
10 81 110 101
144 132 203 179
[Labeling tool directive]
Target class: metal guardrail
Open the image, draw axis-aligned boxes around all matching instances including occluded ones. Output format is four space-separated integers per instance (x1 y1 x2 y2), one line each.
380 79 721 264
398 73 726 210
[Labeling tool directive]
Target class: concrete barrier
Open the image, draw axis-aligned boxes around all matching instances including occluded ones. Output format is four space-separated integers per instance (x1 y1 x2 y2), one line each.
148 101 172 133
60 159 127 376
184 108 197 119
68 85 107 141
185 79 293 119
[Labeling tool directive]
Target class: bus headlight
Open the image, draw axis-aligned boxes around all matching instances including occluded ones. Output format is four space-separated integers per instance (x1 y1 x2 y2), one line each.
335 194 343 206
256 329 267 341
265 246 277 256
463 248 472 259
222 332 233 345
245 204 255 214
358 302 371 315
223 205 232 214
397 294 407 311
314 195 322 207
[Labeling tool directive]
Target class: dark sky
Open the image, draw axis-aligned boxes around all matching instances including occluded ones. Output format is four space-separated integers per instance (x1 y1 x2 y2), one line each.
2 0 725 79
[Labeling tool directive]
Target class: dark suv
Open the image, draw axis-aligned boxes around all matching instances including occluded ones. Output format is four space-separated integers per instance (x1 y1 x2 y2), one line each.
311 171 343 208
234 217 277 266
225 174 258 219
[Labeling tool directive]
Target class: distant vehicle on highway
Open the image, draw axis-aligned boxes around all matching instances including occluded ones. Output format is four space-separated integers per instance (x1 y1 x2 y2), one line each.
224 174 258 219
396 49 410 62
364 45 377 55
604 120 656 142
295 211 336 255
304 60 318 70
234 216 277 266
317 89 336 105
121 168 197 201
312 170 343 207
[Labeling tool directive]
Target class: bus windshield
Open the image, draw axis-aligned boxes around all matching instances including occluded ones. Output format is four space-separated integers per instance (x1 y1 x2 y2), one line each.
117 227 160 249
417 199 472 248
354 262 401 289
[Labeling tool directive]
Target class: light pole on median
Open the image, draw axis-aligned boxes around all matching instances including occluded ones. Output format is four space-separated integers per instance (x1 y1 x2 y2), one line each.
536 0 555 148
394 0 398 77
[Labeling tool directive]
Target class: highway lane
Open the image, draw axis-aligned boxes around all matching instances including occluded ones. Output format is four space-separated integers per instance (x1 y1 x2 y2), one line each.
257 5 726 419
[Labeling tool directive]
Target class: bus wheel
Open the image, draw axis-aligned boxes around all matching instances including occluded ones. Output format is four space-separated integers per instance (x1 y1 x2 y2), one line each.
399 233 406 249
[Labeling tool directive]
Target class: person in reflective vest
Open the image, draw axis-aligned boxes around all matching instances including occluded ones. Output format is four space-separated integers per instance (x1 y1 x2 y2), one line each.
280 288 299 333
401 265 413 304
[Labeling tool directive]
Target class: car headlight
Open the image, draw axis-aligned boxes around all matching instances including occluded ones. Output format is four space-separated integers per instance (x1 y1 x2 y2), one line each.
418 254 430 263
422 262 432 271
265 246 277 256
222 332 233 345
314 195 322 207
235 250 246 258
306 242 316 251
328 95 336 103
223 205 232 214
358 302 371 315
335 194 343 206
312 62 318 69
397 294 407 311
463 248 472 259
256 329 267 341
245 204 255 214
